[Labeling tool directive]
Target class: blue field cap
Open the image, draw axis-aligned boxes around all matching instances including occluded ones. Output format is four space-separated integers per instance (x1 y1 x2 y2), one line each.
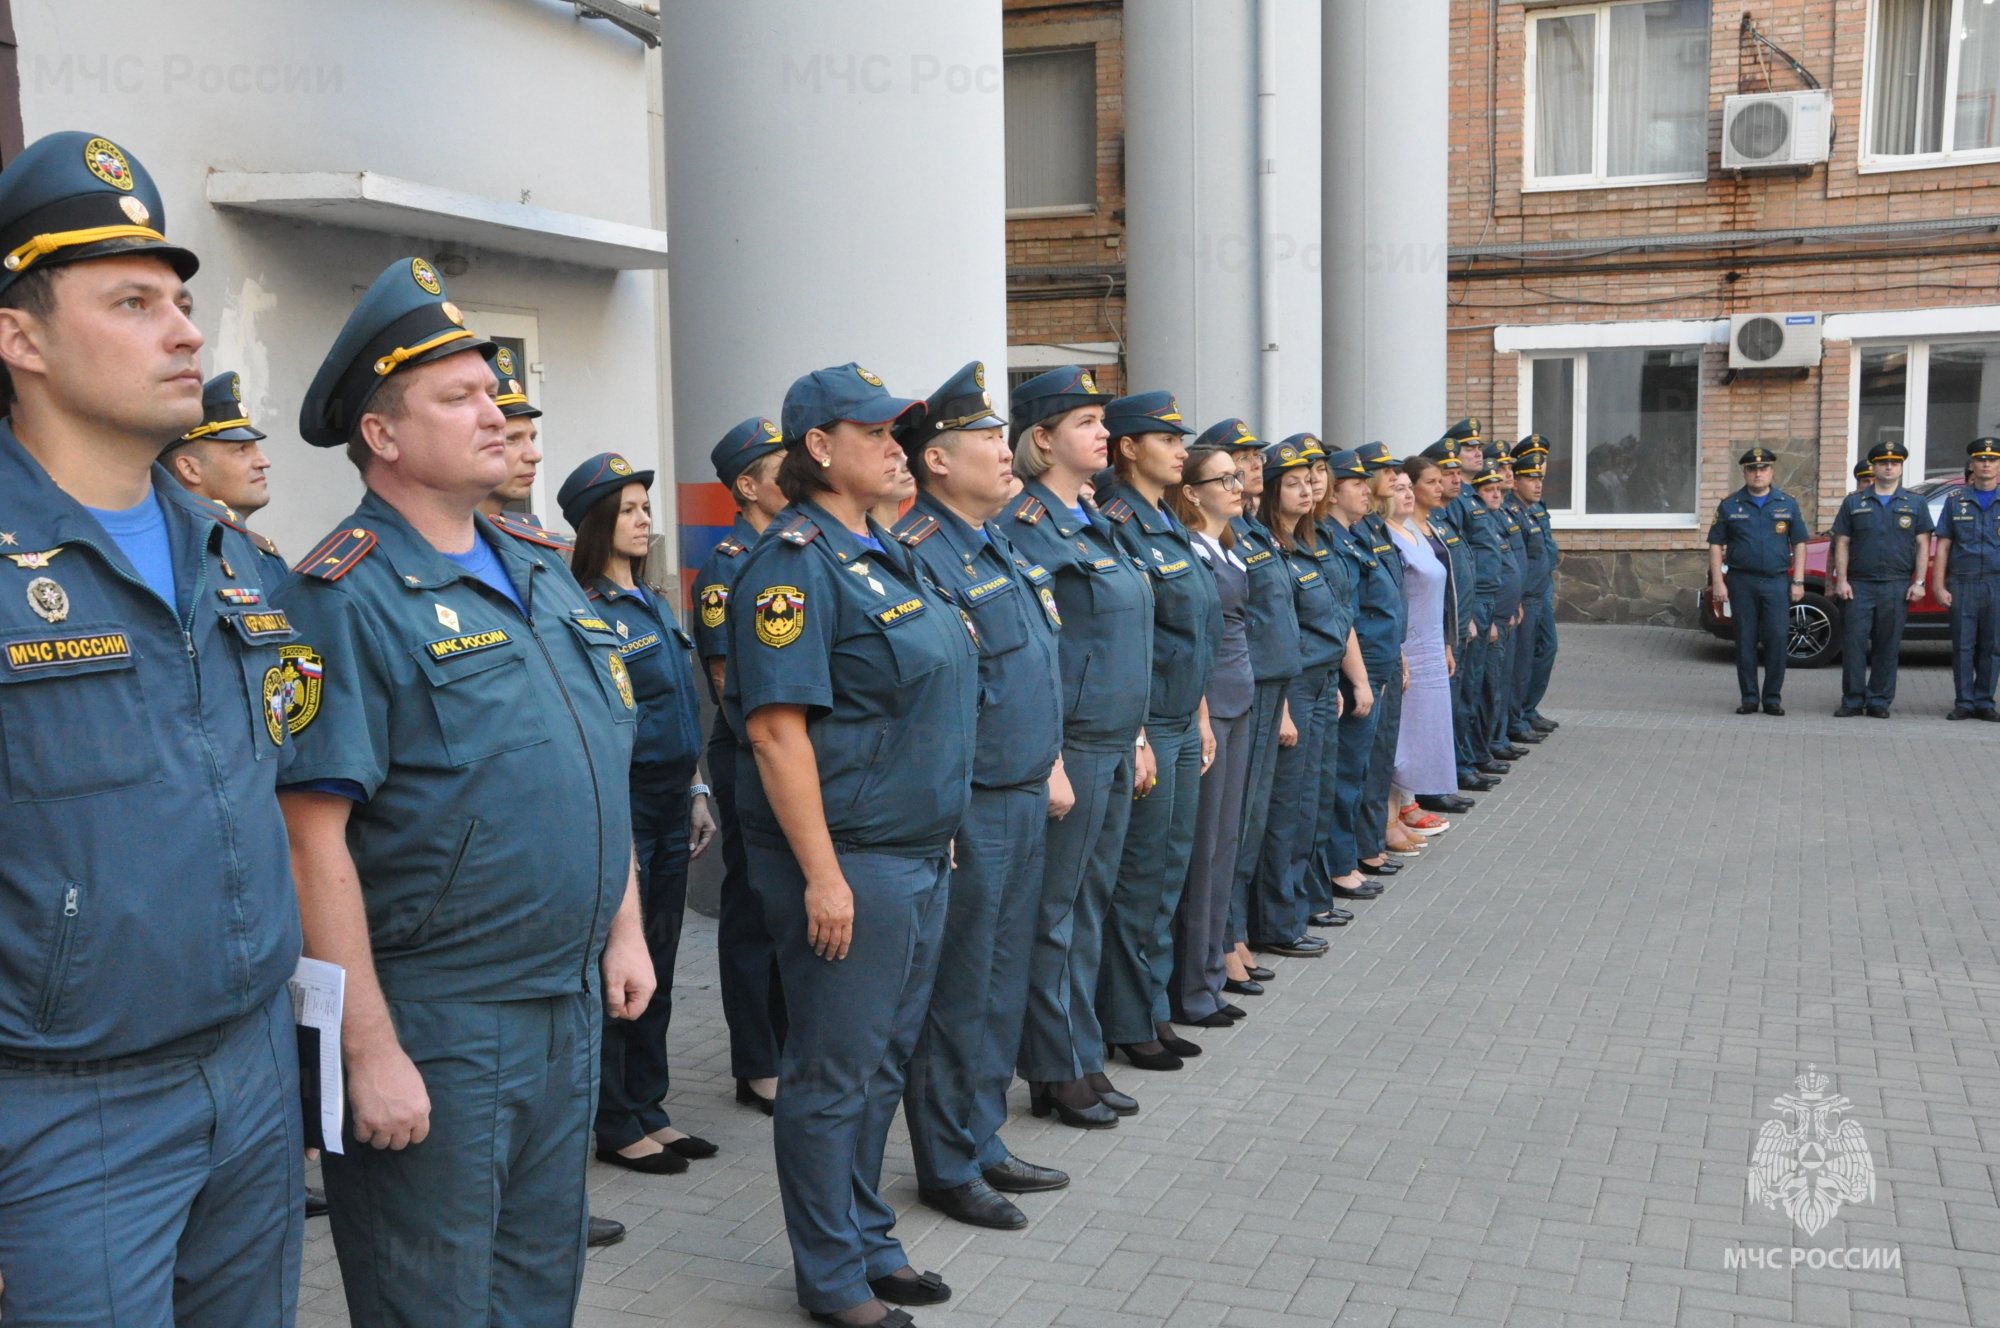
1103 391 1194 439
1009 366 1115 432
558 451 655 529
1326 448 1369 481
300 257 495 447
1355 441 1397 471
1279 432 1325 460
0 131 196 297
712 416 785 485
1195 418 1261 452
781 363 923 445
899 361 1006 452
180 372 265 443
1262 439 1313 482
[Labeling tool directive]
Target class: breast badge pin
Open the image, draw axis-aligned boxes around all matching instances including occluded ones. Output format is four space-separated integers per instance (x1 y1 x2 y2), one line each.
26 576 69 623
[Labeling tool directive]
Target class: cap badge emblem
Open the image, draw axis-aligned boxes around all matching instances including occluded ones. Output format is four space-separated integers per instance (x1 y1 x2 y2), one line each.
439 301 463 326
608 456 634 476
410 257 444 295
974 363 986 389
118 195 150 225
83 137 134 190
856 367 883 387
1079 371 1100 393
495 347 516 376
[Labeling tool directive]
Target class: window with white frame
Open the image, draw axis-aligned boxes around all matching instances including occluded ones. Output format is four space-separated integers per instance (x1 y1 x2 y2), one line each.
1854 338 2000 479
1521 348 1703 523
1005 48 1097 217
1865 0 2000 165
1526 0 1712 189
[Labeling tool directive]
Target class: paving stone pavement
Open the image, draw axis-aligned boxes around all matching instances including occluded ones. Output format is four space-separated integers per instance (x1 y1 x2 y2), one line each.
297 625 2000 1328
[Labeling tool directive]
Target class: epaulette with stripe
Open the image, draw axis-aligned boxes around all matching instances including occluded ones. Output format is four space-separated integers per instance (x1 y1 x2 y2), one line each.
1014 496 1047 525
250 530 283 557
714 537 747 557
777 512 821 546
1100 496 1135 524
295 526 378 582
489 511 574 552
894 513 941 547
190 493 283 558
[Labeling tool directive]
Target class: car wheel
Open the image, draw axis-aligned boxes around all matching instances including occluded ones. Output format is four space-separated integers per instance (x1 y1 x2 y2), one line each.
1787 592 1840 667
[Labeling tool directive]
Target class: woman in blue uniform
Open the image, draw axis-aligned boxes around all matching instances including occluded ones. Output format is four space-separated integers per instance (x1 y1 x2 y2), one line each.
725 364 979 1327
1093 393 1221 1068
559 454 719 1176
1000 368 1155 1128
1472 466 1525 762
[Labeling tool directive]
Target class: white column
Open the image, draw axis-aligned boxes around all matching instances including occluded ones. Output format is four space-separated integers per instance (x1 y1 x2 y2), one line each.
661 2 1007 505
1322 0 1448 451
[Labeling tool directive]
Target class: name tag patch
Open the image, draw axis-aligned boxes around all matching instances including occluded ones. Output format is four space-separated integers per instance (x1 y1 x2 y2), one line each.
617 631 662 657
875 597 926 627
234 610 293 640
1244 549 1274 566
5 631 130 671
572 615 613 633
426 628 512 661
961 575 1012 603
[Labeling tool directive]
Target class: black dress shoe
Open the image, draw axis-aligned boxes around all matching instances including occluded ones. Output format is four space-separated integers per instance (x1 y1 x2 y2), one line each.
1508 730 1545 743
1091 1084 1139 1116
735 1078 775 1116
982 1155 1070 1193
1177 1008 1238 1026
1115 1041 1185 1071
665 1134 718 1160
1477 760 1511 775
870 1269 951 1306
920 1179 1026 1230
1418 794 1473 813
305 1187 329 1219
1157 1031 1203 1057
1530 717 1558 731
1250 938 1323 958
596 1143 689 1175
1866 705 1891 718
1459 774 1499 792
1029 1082 1118 1128
1497 744 1530 759
1735 702 1760 715
587 1215 626 1247
1339 873 1390 889
1979 707 2000 722
812 1310 915 1328
1948 705 1974 720
1307 909 1351 927
1835 705 1864 717
1246 965 1275 981
1219 1003 1248 1020
1223 977 1264 995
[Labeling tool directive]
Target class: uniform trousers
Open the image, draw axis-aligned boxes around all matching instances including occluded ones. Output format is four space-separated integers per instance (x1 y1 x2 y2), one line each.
904 782 1048 1190
748 843 948 1315
1171 707 1252 1021
324 992 598 1328
708 729 787 1082
1328 666 1388 877
1301 667 1349 910
1524 583 1558 721
1454 626 1487 774
1948 575 2000 709
1097 716 1202 1046
1481 622 1515 757
1357 662 1407 862
1726 571 1790 706
596 764 695 1150
1510 586 1546 735
1018 742 1132 1083
1225 679 1288 947
1249 663 1331 939
0 988 303 1328
1842 579 1909 709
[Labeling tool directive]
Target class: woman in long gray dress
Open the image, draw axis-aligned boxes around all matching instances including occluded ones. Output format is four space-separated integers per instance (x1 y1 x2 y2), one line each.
1386 455 1459 803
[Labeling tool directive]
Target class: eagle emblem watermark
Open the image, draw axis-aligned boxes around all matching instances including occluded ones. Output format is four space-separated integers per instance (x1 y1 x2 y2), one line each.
1747 1065 1876 1236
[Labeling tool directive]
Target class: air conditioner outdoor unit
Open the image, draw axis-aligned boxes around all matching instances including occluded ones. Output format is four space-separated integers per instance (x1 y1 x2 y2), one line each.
1729 312 1823 370
1722 90 1833 169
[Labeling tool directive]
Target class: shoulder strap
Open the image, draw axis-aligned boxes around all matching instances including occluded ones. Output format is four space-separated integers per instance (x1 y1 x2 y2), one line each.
715 537 747 557
1014 495 1046 525
893 512 941 547
295 526 379 582
189 492 283 558
1100 496 1135 524
777 511 821 547
489 511 575 552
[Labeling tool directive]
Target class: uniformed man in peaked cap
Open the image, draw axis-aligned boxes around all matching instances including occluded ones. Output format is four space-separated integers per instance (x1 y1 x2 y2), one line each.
1511 435 1561 734
161 370 291 577
476 345 548 525
0 131 306 1324
1421 438 1492 792
275 256 653 1327
1933 437 2000 720
1707 446 1810 715
1831 439 1932 717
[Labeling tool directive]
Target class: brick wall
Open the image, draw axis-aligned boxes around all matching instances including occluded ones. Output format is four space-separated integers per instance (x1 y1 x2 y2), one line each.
1451 0 2000 621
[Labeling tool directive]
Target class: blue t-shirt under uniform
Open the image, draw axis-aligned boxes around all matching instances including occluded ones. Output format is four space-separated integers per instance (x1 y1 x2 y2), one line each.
86 491 176 606
1974 487 1998 511
442 533 526 615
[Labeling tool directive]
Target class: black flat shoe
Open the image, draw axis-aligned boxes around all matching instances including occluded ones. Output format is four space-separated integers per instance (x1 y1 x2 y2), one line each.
1156 1029 1203 1057
305 1187 329 1219
1219 1003 1248 1020
587 1215 626 1247
982 1155 1070 1193
1177 1009 1237 1026
811 1309 913 1328
1762 702 1785 716
1029 1082 1118 1129
1497 744 1530 759
1308 909 1351 927
1459 774 1499 792
1980 707 2000 722
1246 965 1275 981
1223 978 1264 995
664 1134 718 1160
1336 877 1388 893
1835 705 1864 717
1509 730 1545 743
596 1143 689 1175
869 1269 952 1306
921 1179 1026 1230
735 1078 775 1116
1476 760 1511 775
1417 794 1473 813
1948 705 1974 720
1866 705 1891 718
1530 717 1558 731
1250 938 1324 958
1115 1041 1185 1071
1734 702 1760 715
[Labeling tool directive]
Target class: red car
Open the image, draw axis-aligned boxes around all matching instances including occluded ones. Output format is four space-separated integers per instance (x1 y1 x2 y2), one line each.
1697 478 1961 666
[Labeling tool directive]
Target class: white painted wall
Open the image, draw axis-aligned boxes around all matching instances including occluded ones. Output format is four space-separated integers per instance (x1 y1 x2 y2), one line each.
661 0 1008 489
12 0 663 557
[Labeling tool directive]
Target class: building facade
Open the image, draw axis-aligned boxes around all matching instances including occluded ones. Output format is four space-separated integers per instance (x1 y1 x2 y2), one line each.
1450 0 2000 624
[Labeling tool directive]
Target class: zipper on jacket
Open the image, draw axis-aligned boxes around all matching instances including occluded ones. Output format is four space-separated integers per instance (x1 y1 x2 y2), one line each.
35 884 81 1033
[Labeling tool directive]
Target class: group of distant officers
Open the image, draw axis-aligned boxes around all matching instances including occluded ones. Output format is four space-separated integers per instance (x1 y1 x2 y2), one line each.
1708 438 2000 719
0 127 1591 1328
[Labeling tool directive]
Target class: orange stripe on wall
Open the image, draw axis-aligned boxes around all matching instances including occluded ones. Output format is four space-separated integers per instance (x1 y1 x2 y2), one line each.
678 482 737 528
